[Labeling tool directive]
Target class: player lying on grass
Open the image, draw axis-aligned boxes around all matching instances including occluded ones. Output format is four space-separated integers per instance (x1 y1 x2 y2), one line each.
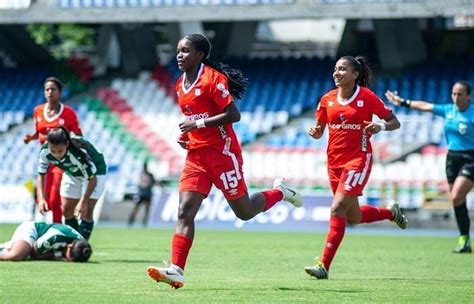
0 221 92 262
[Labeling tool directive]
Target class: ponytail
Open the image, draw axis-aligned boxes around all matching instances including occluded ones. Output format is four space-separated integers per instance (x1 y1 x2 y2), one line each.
184 33 248 100
202 58 248 100
340 55 373 88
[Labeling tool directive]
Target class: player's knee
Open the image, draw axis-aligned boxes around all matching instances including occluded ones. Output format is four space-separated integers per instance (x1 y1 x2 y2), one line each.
177 207 194 222
234 211 253 221
330 205 345 216
346 215 361 225
61 202 75 216
85 204 95 217
451 193 466 205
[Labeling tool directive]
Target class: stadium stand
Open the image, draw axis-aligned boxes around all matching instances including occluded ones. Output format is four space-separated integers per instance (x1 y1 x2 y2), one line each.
0 56 469 206
0 0 31 9
55 0 295 8
0 68 49 129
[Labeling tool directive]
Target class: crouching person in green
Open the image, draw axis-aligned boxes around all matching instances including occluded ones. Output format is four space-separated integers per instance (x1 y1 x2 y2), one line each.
0 221 92 262
37 127 107 240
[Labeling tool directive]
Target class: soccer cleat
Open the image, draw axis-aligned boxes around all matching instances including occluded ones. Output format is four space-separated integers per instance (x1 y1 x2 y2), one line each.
453 235 472 254
273 177 303 207
388 201 407 230
147 261 185 289
304 258 328 280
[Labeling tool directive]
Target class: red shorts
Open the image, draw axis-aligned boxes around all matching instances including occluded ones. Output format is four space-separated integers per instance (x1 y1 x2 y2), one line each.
328 153 373 196
179 147 248 200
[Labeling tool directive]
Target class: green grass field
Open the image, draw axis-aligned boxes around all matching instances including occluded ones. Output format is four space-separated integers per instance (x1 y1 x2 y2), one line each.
0 225 473 303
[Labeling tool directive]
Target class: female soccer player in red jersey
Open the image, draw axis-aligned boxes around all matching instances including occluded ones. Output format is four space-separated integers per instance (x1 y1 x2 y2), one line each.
147 33 302 289
305 56 407 279
24 77 82 224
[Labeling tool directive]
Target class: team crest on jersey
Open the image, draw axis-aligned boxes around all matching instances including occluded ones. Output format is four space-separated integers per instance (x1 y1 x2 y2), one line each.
458 122 468 135
184 105 192 115
217 83 226 91
195 88 201 96
328 101 334 106
217 83 230 98
339 114 346 122
357 100 364 107
59 118 65 125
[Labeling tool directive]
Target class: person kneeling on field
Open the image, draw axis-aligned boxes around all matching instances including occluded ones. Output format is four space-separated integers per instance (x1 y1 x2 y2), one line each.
0 221 92 262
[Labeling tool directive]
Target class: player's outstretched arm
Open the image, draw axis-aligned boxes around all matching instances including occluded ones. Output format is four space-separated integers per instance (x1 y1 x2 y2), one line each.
385 90 434 112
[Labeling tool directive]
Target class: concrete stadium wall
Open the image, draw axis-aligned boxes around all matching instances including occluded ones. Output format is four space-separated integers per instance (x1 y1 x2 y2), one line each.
0 0 472 24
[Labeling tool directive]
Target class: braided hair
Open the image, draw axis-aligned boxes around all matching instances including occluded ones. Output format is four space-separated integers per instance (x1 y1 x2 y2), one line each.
340 55 373 88
184 33 248 100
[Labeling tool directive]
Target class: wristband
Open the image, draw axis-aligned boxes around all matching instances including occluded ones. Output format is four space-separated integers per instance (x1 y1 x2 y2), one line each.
196 119 206 129
376 122 386 131
400 99 411 108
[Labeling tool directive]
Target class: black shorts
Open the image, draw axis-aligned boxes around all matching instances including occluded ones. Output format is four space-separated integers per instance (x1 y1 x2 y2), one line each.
133 193 152 204
446 150 474 184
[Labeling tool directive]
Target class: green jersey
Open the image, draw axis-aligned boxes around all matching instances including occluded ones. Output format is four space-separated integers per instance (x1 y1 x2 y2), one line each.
38 137 107 178
34 222 83 254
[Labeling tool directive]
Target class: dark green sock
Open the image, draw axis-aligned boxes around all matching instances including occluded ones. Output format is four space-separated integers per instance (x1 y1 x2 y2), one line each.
65 218 79 231
79 220 94 240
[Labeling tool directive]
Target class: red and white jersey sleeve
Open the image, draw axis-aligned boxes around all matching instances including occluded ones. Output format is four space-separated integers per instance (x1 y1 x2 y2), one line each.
33 103 82 144
315 96 328 126
315 86 392 167
176 64 241 153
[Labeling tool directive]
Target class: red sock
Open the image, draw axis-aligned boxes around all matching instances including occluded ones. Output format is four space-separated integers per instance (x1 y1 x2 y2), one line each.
261 189 284 211
171 234 193 270
359 205 393 223
50 170 63 224
321 216 346 271
49 186 62 224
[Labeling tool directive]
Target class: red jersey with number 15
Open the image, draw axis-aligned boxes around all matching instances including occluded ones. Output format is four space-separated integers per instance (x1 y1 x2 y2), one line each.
316 85 392 167
176 64 241 153
33 103 82 144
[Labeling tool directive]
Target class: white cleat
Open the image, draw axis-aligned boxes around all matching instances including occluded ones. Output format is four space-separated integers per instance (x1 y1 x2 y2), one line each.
304 258 328 280
147 262 185 289
388 201 408 230
273 177 303 207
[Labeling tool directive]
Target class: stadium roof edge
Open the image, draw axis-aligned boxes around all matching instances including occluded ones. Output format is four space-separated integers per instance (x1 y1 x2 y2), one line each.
0 1 472 24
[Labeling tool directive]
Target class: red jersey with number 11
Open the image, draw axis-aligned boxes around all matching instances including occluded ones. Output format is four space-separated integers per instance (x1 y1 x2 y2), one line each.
315 85 392 167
